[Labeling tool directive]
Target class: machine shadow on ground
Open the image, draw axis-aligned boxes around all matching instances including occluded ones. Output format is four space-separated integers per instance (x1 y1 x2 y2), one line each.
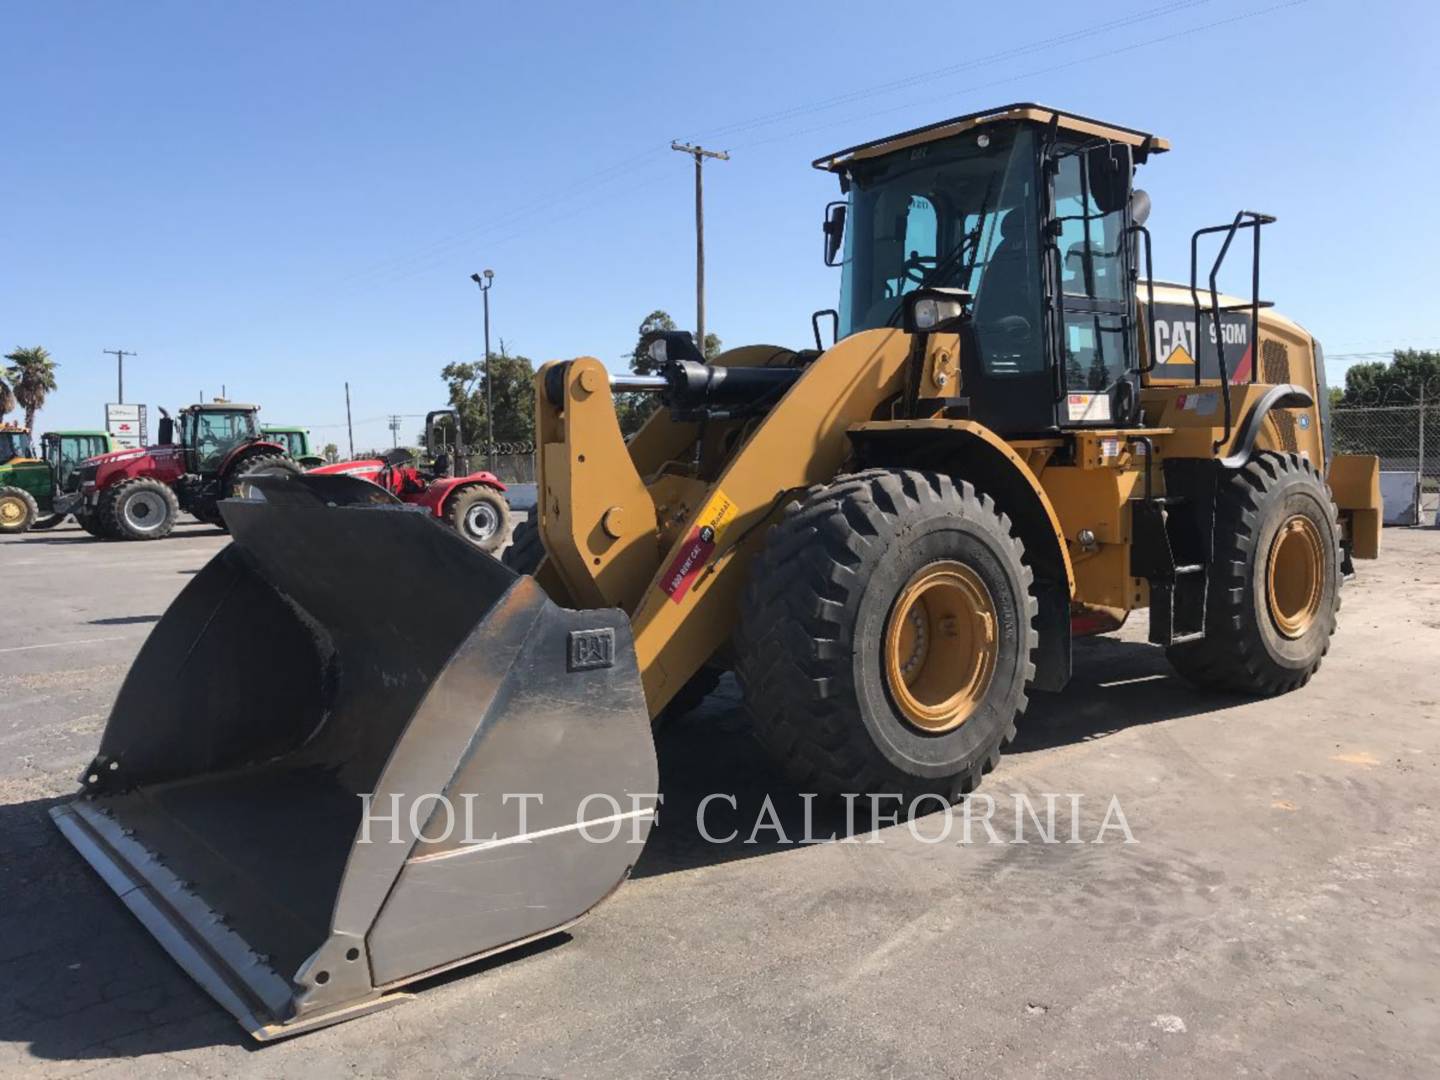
634 633 1239 877
0 632 1241 1062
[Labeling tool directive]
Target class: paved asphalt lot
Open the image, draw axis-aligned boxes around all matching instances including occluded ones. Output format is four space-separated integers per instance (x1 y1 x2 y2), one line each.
3 518 1439 1078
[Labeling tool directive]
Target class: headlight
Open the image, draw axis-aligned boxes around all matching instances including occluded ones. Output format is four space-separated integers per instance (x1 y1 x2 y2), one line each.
913 295 965 330
903 287 973 334
647 338 668 367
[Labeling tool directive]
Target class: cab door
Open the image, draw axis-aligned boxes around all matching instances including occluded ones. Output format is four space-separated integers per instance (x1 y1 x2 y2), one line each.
1046 143 1140 428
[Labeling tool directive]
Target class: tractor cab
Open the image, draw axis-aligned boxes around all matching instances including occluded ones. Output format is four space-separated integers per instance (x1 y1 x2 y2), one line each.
816 103 1173 436
42 431 113 491
424 409 470 477
0 424 35 464
164 403 262 475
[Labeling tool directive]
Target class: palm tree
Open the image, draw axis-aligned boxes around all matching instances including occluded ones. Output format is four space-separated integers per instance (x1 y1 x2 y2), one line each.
0 374 13 421
4 347 58 432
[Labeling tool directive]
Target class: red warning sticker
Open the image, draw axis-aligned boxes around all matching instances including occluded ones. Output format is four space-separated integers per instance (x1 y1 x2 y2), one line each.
660 489 737 603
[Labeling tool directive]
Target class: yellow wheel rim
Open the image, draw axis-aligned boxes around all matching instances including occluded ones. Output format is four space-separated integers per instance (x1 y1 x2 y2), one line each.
884 560 998 733
1267 514 1324 639
0 496 25 527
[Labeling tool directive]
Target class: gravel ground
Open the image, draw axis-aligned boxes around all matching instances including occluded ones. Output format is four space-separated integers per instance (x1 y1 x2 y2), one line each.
3 518 1438 1078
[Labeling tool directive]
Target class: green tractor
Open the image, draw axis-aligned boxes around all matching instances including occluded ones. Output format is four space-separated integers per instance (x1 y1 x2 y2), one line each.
0 426 115 533
260 426 325 468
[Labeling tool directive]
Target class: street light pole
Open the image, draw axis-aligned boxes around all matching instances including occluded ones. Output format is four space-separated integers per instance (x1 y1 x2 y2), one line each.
671 142 729 354
470 269 496 470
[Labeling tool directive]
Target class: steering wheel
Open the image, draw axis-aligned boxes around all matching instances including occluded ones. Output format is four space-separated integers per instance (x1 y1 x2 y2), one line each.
900 250 938 285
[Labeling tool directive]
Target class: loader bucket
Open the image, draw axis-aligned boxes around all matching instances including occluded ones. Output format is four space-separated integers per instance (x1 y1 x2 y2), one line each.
50 474 657 1040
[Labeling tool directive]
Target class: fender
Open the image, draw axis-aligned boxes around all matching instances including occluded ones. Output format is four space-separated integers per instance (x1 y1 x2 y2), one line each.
418 472 508 519
1218 383 1314 470
218 439 291 479
847 418 1077 693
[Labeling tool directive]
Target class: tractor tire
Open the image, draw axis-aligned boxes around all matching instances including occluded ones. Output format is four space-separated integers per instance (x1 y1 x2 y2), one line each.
77 511 111 539
448 485 511 554
100 478 179 541
1166 452 1341 695
735 469 1038 802
0 487 39 533
227 453 303 501
502 516 544 574
30 513 66 530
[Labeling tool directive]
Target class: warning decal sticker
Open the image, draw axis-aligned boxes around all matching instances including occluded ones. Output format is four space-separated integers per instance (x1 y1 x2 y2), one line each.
660 489 738 603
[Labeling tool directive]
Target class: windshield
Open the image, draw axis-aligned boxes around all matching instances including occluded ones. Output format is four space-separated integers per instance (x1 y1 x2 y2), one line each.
837 124 1043 374
185 410 256 469
48 435 111 487
268 431 302 457
0 431 34 463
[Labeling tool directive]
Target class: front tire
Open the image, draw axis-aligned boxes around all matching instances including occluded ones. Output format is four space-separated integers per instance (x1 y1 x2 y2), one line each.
735 469 1037 801
449 485 511 554
0 487 38 533
502 516 543 574
100 478 179 541
1167 452 1341 694
30 513 66 531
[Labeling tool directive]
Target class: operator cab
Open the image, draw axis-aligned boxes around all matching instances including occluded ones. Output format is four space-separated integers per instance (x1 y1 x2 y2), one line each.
816 103 1169 436
0 426 34 465
43 432 111 490
173 403 261 472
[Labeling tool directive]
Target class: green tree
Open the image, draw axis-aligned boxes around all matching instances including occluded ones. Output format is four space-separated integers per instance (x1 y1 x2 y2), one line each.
616 310 722 436
1340 349 1440 405
322 442 340 463
0 373 13 420
440 341 537 449
3 346 58 432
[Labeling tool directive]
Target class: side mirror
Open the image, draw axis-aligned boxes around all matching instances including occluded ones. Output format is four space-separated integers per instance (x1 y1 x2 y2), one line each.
158 417 174 446
1086 142 1133 215
823 201 847 266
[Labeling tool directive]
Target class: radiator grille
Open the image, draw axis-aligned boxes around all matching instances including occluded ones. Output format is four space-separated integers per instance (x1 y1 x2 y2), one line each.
1262 339 1291 384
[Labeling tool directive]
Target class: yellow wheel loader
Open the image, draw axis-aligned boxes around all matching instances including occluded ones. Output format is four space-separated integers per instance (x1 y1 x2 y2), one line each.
53 103 1381 1039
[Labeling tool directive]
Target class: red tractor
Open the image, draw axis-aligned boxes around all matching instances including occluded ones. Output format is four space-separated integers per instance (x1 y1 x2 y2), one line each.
308 409 511 552
76 401 300 540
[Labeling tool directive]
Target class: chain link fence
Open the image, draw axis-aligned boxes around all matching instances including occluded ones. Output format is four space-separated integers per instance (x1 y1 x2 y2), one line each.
478 443 536 485
1330 402 1439 525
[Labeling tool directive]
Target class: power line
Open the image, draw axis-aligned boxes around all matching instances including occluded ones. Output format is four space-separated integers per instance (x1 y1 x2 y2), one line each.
690 0 1216 143
729 0 1312 152
324 0 1267 298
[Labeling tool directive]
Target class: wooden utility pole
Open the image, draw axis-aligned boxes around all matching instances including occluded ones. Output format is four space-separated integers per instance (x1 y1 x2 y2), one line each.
671 142 729 354
102 349 137 403
345 382 355 459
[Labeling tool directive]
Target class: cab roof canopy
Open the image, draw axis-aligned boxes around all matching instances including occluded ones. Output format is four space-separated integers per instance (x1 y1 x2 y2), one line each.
813 102 1170 173
183 402 259 412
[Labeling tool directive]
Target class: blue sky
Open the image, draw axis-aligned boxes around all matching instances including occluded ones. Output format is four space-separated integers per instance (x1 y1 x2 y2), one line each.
4 0 1437 451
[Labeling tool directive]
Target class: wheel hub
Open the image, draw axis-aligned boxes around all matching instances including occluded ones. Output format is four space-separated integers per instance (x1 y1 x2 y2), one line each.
464 502 498 542
0 497 24 526
124 491 166 532
884 560 998 733
1267 514 1324 639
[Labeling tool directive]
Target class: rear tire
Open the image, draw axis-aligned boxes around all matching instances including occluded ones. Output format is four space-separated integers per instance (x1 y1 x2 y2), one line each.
735 469 1037 801
1167 452 1341 694
449 485 511 554
227 453 302 500
0 487 38 533
502 516 544 574
101 478 179 541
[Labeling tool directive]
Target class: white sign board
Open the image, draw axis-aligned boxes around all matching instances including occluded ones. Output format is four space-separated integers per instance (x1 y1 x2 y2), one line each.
106 403 148 450
1379 470 1418 526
